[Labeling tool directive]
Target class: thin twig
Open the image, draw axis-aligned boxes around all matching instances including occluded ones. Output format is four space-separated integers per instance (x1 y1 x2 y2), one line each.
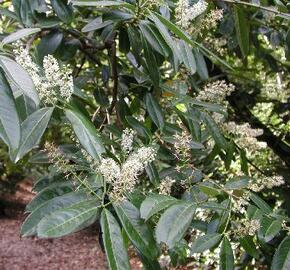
220 0 290 18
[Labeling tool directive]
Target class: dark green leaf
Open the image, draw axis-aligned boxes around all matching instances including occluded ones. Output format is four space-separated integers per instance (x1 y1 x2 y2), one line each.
51 0 73 23
271 236 290 270
21 192 93 236
233 5 250 57
259 216 282 242
201 112 228 150
220 237 234 270
156 202 195 248
191 233 222 253
239 236 259 259
114 200 158 259
144 93 164 129
100 209 131 270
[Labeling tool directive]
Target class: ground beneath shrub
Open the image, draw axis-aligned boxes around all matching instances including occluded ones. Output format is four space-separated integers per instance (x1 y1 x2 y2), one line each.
0 180 142 270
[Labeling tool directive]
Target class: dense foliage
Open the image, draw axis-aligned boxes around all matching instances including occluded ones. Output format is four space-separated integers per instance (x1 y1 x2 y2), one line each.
0 0 290 269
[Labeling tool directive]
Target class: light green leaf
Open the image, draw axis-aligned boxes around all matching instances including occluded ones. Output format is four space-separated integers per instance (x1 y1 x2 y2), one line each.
72 0 134 10
65 108 105 160
178 40 196 74
0 68 20 155
156 202 195 248
224 176 250 190
140 194 177 220
37 199 100 238
0 55 40 107
100 209 131 270
15 107 54 162
2 28 41 44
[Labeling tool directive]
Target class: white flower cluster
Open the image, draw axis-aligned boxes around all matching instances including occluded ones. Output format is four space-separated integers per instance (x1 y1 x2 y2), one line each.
44 142 71 174
249 175 285 192
173 130 192 160
14 43 73 105
98 146 157 201
196 80 235 103
234 219 260 237
158 176 176 195
201 9 224 32
223 122 267 151
121 128 136 153
232 193 250 214
176 0 208 29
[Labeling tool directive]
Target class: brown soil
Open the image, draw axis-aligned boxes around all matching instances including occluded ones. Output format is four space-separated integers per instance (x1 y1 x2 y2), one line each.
0 180 142 270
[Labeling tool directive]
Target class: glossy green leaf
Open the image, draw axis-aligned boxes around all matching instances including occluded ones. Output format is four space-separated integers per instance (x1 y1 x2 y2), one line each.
65 108 105 160
271 236 290 270
220 237 234 270
259 216 282 242
0 55 40 107
191 233 222 253
82 17 113 32
51 0 73 23
37 199 99 238
139 21 170 57
21 192 93 236
15 107 54 162
26 181 74 212
145 93 164 129
114 200 158 259
126 116 151 141
140 194 178 220
2 28 41 44
0 68 20 155
100 209 131 270
239 236 259 259
156 202 195 248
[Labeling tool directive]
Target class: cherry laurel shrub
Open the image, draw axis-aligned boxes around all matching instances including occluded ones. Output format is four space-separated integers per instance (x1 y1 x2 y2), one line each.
0 0 289 269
